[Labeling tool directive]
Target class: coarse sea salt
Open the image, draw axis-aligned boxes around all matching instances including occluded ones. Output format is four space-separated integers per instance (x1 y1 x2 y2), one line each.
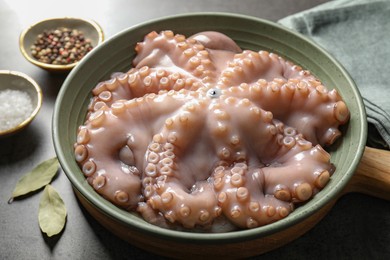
0 89 34 131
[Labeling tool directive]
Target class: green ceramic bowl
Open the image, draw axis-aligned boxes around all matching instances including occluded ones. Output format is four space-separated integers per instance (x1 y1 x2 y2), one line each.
52 13 367 258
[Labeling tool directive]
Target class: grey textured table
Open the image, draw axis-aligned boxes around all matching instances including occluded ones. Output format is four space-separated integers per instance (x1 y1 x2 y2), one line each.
1 0 390 259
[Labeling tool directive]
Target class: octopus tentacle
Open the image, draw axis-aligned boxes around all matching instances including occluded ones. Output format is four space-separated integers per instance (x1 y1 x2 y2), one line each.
148 179 219 228
88 69 207 114
133 30 218 85
217 49 348 146
76 92 191 209
224 79 349 146
207 96 333 217
188 31 242 53
262 137 334 203
142 106 221 228
215 163 293 229
218 50 316 87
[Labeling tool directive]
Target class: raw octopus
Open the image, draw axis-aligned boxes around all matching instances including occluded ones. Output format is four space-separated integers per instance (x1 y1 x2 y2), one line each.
74 30 350 232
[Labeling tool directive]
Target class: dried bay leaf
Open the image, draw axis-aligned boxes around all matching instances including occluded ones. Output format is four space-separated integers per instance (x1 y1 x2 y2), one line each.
8 157 59 203
38 184 67 237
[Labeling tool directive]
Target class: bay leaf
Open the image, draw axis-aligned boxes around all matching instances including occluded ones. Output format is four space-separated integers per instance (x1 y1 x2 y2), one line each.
8 157 59 203
38 184 67 237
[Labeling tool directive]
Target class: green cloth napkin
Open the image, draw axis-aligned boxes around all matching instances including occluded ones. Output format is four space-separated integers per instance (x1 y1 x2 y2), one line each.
278 0 390 149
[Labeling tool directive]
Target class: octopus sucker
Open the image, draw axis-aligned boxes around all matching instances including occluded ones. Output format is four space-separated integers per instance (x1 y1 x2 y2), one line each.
334 100 350 123
294 182 313 201
92 82 107 96
98 90 112 102
265 206 276 217
92 175 106 190
111 101 126 115
75 30 350 232
248 201 260 213
74 144 88 162
82 159 96 176
274 186 292 202
236 187 249 201
277 206 289 218
77 127 90 144
179 205 191 217
115 190 130 203
314 170 331 188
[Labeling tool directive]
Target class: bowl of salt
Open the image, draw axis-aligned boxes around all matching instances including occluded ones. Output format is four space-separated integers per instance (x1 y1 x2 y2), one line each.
0 70 42 137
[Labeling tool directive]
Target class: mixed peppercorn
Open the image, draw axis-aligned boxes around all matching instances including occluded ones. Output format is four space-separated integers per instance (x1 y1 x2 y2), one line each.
30 27 93 65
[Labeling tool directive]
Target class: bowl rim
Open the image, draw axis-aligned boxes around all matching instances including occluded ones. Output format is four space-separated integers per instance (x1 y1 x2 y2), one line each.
53 12 367 243
0 70 43 136
19 17 104 71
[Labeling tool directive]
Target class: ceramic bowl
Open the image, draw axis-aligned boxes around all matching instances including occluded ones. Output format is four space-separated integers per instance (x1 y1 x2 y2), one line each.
52 13 367 258
0 70 42 137
19 17 104 73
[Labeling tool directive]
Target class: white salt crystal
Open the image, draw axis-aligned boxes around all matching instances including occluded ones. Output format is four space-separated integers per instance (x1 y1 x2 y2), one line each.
0 89 34 131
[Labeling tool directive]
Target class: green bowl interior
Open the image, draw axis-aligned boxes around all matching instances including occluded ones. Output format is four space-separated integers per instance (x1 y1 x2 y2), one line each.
53 13 367 243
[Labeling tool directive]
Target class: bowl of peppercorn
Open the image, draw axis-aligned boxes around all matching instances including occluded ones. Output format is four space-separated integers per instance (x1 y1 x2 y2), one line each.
19 17 104 73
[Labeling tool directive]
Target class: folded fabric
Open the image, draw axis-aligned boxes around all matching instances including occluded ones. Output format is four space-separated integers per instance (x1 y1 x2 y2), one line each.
278 0 390 149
